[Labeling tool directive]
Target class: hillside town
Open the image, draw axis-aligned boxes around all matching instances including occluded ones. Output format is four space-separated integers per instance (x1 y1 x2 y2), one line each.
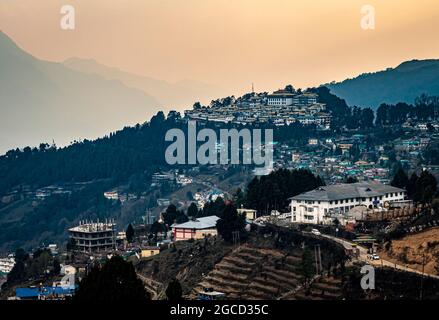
1 86 439 301
185 88 331 129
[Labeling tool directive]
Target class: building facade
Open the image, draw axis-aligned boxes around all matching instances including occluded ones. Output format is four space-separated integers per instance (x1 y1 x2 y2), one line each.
68 221 116 253
290 182 406 224
293 93 318 106
172 216 220 241
267 93 295 106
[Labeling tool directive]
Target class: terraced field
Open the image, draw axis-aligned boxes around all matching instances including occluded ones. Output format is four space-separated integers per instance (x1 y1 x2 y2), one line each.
190 245 309 300
288 277 342 300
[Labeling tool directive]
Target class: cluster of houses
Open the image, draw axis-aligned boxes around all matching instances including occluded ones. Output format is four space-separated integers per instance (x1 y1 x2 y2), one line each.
269 128 439 184
193 189 225 208
184 89 332 129
150 171 193 188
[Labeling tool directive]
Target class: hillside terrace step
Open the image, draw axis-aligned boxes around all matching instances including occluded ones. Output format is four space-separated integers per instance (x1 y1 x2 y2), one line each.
205 276 249 290
294 293 325 300
252 276 297 291
242 290 272 300
216 262 252 274
261 271 301 287
222 256 257 268
210 269 249 281
233 252 265 263
196 282 241 295
317 277 342 285
248 282 280 295
312 282 341 294
307 289 341 299
263 266 302 280
282 264 301 273
285 256 302 264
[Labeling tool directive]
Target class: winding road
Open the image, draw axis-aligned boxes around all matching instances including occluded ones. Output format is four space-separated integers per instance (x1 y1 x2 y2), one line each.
318 233 439 280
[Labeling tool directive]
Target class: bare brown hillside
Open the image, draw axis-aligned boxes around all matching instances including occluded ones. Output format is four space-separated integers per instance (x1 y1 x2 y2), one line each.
380 227 439 275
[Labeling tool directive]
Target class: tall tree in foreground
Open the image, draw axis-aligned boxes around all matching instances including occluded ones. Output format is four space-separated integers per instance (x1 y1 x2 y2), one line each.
414 171 438 204
126 223 135 243
245 169 324 214
187 203 198 218
166 278 183 301
216 204 246 243
75 256 149 301
391 168 409 189
300 247 315 291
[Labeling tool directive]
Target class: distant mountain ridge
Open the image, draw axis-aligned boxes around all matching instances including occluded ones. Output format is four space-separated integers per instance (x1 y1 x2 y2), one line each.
0 31 163 153
327 59 439 109
63 57 226 110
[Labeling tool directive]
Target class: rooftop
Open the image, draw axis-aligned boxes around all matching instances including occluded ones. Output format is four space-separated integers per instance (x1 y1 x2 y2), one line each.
69 222 116 233
172 215 220 230
290 182 405 201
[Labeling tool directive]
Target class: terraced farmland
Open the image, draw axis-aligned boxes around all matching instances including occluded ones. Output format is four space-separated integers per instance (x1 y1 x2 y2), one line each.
191 245 310 300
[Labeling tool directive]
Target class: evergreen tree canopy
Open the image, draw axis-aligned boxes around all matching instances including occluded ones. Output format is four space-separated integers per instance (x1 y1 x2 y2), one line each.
75 256 149 301
244 169 324 214
187 203 198 218
165 278 183 301
216 204 246 243
300 247 315 287
391 168 409 189
126 223 135 243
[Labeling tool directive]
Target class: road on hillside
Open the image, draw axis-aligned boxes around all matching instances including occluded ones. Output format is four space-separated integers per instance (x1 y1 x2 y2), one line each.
191 177 232 198
319 233 439 280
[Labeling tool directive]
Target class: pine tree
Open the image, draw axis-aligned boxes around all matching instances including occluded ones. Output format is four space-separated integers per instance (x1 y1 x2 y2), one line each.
126 224 135 243
300 247 314 289
166 278 183 301
391 168 409 189
187 203 198 218
75 256 149 301
216 204 246 243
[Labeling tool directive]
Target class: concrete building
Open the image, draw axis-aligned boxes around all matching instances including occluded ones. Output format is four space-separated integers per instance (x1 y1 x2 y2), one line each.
292 93 318 106
237 208 257 221
141 246 161 258
68 221 116 253
172 216 220 241
290 182 406 224
267 91 295 106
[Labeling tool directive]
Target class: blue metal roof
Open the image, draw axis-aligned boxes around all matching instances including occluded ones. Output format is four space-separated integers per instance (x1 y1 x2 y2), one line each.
16 286 75 298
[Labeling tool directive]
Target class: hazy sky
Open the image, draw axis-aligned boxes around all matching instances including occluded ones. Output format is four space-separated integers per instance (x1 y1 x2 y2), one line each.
1 0 439 96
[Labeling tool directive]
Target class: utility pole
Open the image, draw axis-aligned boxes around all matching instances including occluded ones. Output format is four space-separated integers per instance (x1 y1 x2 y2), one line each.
232 231 240 247
413 253 427 300
314 244 322 275
318 244 322 274
420 253 426 300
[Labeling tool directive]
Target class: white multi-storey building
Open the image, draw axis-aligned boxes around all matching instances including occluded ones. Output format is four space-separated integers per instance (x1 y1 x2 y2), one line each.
290 182 406 224
68 221 116 253
292 93 318 106
267 93 295 106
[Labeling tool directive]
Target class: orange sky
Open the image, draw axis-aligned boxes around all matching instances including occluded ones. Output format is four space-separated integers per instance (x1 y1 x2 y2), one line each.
1 0 439 96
